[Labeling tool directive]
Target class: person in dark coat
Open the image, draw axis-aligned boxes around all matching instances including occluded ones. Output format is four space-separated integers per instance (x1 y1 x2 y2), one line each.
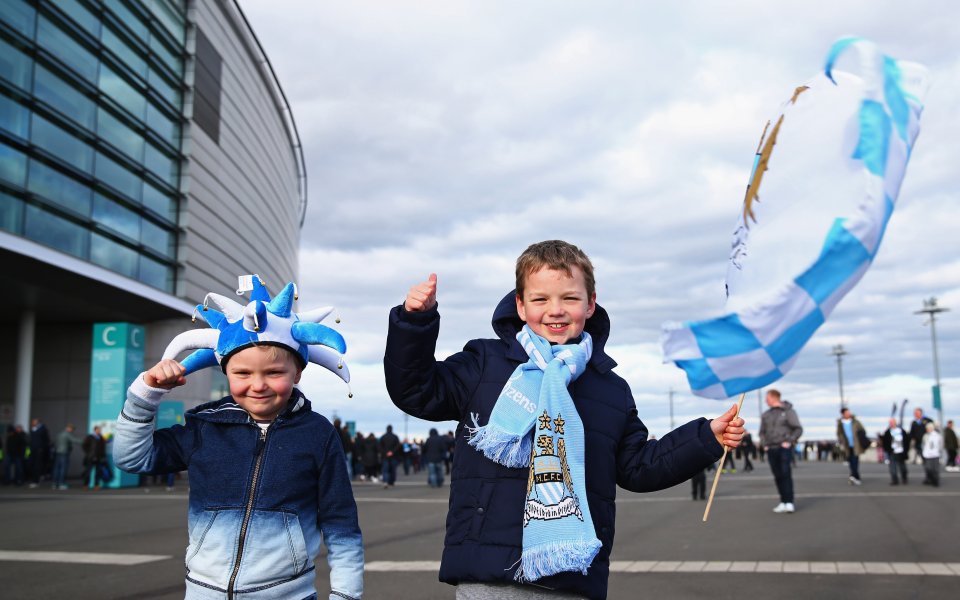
379 425 401 488
81 426 107 489
27 417 51 487
4 425 28 486
360 432 380 482
385 240 743 600
422 428 448 487
881 418 909 485
908 407 934 464
944 420 958 472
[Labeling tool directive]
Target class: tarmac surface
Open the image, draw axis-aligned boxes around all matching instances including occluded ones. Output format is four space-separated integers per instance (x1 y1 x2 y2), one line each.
1 459 957 599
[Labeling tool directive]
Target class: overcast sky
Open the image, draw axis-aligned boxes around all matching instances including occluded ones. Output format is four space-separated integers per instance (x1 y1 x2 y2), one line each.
240 0 959 442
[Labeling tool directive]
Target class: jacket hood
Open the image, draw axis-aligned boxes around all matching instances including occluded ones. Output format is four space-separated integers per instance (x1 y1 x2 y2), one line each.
491 290 617 373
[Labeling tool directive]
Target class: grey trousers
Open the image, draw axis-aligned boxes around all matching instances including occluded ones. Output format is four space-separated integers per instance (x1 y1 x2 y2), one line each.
456 582 587 600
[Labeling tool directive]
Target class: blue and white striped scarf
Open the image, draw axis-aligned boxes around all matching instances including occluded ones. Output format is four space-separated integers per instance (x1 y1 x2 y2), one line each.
468 325 601 582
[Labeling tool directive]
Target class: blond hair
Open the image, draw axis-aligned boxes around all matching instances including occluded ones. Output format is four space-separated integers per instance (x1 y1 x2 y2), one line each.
515 240 595 298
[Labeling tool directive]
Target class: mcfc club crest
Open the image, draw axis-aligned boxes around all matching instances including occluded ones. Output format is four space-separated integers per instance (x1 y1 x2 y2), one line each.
523 410 584 526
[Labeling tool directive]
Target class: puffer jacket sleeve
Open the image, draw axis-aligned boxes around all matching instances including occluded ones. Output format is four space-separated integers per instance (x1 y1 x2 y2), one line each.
616 402 724 493
384 304 482 422
317 432 364 600
113 374 196 474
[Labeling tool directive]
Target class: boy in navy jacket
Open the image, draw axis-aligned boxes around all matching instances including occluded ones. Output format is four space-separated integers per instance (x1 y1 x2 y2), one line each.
114 276 363 600
385 240 744 599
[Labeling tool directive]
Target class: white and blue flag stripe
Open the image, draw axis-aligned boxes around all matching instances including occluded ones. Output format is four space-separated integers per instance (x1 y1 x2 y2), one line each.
661 39 926 400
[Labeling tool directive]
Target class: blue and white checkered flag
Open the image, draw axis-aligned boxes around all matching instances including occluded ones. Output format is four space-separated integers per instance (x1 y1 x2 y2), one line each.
661 39 928 400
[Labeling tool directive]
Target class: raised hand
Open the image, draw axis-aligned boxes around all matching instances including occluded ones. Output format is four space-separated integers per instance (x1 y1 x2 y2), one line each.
404 273 438 312
144 359 187 390
710 402 746 449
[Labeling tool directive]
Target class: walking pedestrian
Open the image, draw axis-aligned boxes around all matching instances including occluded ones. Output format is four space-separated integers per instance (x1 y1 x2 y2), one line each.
909 408 933 464
379 424 401 488
422 428 447 487
944 420 958 472
27 418 51 488
836 407 867 485
921 422 943 487
759 389 803 513
52 423 82 489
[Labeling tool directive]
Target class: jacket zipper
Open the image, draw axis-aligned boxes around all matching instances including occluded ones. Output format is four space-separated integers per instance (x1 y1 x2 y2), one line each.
227 426 268 599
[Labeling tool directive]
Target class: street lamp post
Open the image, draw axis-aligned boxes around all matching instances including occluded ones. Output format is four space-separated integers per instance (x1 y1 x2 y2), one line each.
830 344 847 410
915 297 949 428
668 388 675 430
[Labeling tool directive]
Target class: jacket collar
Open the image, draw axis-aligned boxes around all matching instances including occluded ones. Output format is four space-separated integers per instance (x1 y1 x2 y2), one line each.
187 388 311 424
490 290 618 373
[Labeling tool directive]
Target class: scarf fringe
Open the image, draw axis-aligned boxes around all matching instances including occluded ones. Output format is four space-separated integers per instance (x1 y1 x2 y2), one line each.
466 419 531 469
514 538 603 582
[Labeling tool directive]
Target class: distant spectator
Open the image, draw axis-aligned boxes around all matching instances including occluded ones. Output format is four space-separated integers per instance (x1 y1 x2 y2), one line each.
27 417 51 488
737 431 755 472
52 423 82 490
909 408 934 464
944 420 958 472
836 407 867 486
759 389 803 514
82 426 107 489
4 425 28 486
379 425 401 488
690 467 706 500
881 418 909 485
361 432 380 482
333 418 354 480
921 422 943 487
422 428 447 487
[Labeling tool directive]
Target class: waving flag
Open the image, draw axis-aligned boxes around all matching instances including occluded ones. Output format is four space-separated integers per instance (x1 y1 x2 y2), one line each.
661 38 929 400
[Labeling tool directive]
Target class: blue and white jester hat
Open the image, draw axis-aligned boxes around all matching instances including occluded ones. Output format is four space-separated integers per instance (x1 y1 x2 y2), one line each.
161 275 350 388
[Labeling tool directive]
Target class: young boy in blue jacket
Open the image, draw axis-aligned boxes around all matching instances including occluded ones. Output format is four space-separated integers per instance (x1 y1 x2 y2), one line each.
114 276 363 600
385 240 744 600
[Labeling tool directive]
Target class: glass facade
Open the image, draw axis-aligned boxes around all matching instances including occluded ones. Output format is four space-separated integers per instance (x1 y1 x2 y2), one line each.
0 0 184 293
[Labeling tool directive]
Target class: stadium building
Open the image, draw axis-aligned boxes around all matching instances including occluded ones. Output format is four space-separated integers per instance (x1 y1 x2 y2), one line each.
0 0 306 479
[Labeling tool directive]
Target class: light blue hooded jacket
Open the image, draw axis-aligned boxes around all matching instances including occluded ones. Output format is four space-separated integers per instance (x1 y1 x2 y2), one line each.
114 375 363 600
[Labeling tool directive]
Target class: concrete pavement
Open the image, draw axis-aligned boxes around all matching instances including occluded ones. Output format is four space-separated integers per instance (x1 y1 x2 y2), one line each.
0 459 957 599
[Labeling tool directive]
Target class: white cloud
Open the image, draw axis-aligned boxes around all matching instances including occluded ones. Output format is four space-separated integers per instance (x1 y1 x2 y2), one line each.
241 0 960 440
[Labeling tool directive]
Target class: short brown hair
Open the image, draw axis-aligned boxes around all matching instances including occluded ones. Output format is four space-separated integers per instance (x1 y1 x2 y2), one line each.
767 389 781 400
515 240 595 298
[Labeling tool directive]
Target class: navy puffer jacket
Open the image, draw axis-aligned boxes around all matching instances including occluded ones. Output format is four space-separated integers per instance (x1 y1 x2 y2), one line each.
384 292 724 599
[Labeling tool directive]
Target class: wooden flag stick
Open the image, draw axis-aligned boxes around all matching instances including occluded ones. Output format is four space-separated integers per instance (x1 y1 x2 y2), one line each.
702 392 747 522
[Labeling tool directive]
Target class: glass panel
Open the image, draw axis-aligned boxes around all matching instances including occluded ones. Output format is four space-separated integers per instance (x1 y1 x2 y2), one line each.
0 192 24 233
142 180 176 221
0 94 29 138
0 37 33 90
0 0 36 37
139 253 172 291
105 0 148 41
31 114 94 173
141 217 173 257
149 0 185 42
146 101 178 141
143 142 177 186
97 107 144 161
148 67 180 107
101 26 147 79
23 203 88 258
37 17 98 82
91 232 138 278
0 142 28 186
27 160 92 216
33 66 96 130
54 0 100 38
95 151 141 200
93 193 139 240
99 66 146 119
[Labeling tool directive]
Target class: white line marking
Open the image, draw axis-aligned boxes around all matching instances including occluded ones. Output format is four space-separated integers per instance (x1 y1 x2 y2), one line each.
362 561 960 576
0 550 171 565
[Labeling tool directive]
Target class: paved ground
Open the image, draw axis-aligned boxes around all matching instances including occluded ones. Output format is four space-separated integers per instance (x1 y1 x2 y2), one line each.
1 460 957 599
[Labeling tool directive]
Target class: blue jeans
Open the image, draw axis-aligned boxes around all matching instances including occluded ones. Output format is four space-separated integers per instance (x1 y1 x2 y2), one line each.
344 452 353 480
52 453 70 487
847 451 860 480
382 457 397 486
426 461 444 487
767 446 794 503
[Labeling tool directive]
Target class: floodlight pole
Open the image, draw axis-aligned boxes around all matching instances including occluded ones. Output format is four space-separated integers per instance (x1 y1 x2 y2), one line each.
830 344 847 411
668 388 675 430
915 297 949 428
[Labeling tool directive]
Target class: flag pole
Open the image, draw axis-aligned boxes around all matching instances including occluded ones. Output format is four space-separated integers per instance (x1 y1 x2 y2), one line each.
702 392 746 522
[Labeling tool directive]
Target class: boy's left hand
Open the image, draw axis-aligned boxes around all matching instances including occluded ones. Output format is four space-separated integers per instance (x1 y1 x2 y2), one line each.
710 403 745 449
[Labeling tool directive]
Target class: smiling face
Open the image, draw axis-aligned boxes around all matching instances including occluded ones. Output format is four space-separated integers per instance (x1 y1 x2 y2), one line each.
516 266 596 345
226 345 302 422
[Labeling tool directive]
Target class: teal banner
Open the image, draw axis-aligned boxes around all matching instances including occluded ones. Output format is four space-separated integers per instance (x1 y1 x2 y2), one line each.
932 385 942 410
89 323 145 488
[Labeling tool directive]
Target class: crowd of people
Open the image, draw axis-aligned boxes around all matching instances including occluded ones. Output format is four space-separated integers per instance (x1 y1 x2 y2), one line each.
331 418 456 488
1 419 108 489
